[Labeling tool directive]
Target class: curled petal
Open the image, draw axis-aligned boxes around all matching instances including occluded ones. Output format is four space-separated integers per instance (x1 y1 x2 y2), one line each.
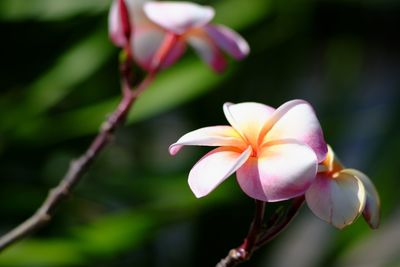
187 33 227 72
343 169 380 229
262 100 327 162
305 172 366 229
320 145 344 173
205 25 250 60
132 26 186 70
161 37 187 68
236 141 318 202
169 126 246 155
144 2 215 34
189 146 252 198
108 0 128 47
223 102 275 149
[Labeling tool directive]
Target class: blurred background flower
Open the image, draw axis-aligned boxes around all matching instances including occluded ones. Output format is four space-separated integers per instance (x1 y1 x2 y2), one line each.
0 0 399 266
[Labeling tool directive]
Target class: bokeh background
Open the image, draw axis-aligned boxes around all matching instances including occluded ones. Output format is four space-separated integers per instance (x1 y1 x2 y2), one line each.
0 0 399 266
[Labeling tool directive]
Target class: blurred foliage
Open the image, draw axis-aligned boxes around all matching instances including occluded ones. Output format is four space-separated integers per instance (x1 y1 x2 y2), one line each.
0 0 399 266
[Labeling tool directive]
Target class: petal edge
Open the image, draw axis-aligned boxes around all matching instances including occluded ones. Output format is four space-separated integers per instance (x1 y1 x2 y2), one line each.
189 146 252 198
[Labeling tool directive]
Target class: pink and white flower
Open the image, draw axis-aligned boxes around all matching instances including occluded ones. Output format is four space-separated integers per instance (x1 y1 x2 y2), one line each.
305 145 380 229
109 0 250 72
169 100 328 202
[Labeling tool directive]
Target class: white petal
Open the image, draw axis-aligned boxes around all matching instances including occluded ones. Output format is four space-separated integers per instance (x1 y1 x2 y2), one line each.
187 33 227 72
262 99 327 162
223 102 275 149
189 146 252 198
343 169 380 229
305 172 366 229
132 26 186 70
127 0 153 24
236 141 318 202
108 0 128 47
169 126 246 155
132 25 164 70
205 24 249 60
144 1 215 34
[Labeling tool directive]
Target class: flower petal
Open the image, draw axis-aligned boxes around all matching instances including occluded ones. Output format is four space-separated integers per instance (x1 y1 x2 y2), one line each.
187 33 227 72
128 0 153 24
262 100 327 162
108 0 128 47
236 141 318 202
223 102 275 149
320 145 344 173
342 169 380 229
144 1 215 34
205 25 250 60
189 146 252 198
169 126 246 155
305 171 366 229
132 26 186 70
161 36 187 68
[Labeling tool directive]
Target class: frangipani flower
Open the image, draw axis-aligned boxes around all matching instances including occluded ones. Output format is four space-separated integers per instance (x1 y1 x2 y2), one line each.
169 100 328 202
109 0 249 72
305 145 380 229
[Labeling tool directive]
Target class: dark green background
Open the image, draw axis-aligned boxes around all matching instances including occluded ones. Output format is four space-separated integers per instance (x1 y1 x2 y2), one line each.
0 0 399 266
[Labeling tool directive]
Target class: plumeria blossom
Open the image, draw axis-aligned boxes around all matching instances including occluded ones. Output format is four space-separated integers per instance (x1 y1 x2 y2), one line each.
169 100 328 202
305 145 380 229
109 0 249 72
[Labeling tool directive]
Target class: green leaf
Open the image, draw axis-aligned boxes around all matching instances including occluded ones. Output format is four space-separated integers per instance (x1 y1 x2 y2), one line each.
12 59 230 144
213 0 272 30
0 240 85 267
0 0 110 21
74 211 156 256
0 27 113 132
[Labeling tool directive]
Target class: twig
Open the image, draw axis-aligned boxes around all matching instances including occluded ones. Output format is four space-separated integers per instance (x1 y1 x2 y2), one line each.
0 32 178 252
216 196 305 267
255 195 305 248
0 75 138 252
216 200 266 267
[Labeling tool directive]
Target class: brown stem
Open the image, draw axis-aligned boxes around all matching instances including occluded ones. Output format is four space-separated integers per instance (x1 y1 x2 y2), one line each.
0 32 178 252
216 196 305 267
255 195 305 248
216 200 266 267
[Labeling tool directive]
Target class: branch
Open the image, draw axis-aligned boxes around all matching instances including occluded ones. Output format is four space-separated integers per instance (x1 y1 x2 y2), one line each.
216 196 305 267
255 195 305 248
0 77 139 252
216 200 266 267
0 32 178 252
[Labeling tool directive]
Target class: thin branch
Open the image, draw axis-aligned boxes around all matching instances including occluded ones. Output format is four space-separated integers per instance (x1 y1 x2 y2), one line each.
0 79 137 252
216 200 266 267
0 33 179 252
255 195 305 248
216 196 305 267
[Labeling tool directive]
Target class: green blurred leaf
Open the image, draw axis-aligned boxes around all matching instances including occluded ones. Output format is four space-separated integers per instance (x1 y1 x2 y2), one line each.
0 27 113 132
0 0 110 21
12 59 230 144
213 0 272 29
0 240 85 267
74 211 156 256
